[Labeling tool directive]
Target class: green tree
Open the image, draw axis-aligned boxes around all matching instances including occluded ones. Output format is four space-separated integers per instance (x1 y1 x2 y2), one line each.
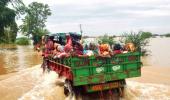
165 33 170 37
15 37 30 45
98 34 115 46
4 22 18 43
121 31 150 55
19 2 51 45
0 0 24 43
0 4 16 42
141 31 152 39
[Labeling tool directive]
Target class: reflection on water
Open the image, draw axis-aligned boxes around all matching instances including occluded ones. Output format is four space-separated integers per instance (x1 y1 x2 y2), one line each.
0 44 42 75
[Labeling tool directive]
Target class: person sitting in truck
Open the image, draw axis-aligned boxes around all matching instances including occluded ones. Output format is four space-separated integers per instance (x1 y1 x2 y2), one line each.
123 43 136 53
53 43 67 59
41 35 54 73
52 34 73 58
53 43 60 55
72 41 83 56
43 36 54 57
64 34 73 53
89 43 99 55
98 43 112 57
112 43 123 55
83 43 97 56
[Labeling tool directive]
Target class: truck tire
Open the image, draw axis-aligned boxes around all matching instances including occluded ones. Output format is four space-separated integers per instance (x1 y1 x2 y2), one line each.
64 80 73 96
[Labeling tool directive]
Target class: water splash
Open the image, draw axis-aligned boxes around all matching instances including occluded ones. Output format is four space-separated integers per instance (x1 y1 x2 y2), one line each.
0 65 42 100
18 69 66 100
0 65 170 100
124 81 170 100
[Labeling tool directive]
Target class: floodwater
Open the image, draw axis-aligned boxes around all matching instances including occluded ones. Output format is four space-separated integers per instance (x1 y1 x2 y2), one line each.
143 37 170 67
0 44 42 75
0 37 170 100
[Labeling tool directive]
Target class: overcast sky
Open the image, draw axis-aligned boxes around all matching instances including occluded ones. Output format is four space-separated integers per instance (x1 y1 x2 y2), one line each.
20 0 170 36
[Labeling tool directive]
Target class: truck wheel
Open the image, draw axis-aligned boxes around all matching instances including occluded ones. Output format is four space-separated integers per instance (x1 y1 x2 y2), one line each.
118 79 126 97
64 85 69 96
119 87 124 97
64 80 73 96
74 86 83 99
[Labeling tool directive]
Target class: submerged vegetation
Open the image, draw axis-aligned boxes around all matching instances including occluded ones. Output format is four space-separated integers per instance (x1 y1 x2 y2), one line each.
98 34 115 46
15 37 30 45
165 33 170 37
140 31 152 39
121 31 150 55
97 31 151 56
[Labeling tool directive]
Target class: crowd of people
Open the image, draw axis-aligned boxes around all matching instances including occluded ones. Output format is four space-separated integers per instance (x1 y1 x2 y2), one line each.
40 34 136 59
39 33 136 73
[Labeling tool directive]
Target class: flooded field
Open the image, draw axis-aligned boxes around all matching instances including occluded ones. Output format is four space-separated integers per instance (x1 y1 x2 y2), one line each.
0 37 170 100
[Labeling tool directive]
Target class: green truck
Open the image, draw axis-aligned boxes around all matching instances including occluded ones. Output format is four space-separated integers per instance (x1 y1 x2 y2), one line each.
43 33 142 97
47 51 142 96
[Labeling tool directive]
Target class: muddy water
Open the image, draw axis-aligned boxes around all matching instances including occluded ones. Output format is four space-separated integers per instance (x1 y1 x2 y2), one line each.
0 44 42 75
0 65 169 100
0 37 170 100
143 37 170 67
0 65 66 100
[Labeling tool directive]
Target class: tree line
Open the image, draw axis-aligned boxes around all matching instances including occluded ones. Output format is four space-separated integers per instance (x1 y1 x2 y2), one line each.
0 0 51 44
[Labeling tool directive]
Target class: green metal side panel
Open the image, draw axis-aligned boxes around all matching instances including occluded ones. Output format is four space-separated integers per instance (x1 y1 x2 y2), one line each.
107 64 124 73
71 52 141 86
74 67 90 76
73 75 105 86
91 66 107 74
59 52 141 86
73 67 141 86
125 62 140 70
128 69 141 78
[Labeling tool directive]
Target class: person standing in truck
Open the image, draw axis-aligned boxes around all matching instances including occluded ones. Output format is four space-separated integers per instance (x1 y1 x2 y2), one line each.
41 35 54 73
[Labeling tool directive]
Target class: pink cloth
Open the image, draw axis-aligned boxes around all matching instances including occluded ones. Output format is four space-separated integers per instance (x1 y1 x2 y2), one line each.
64 35 73 53
113 50 122 54
74 44 83 55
